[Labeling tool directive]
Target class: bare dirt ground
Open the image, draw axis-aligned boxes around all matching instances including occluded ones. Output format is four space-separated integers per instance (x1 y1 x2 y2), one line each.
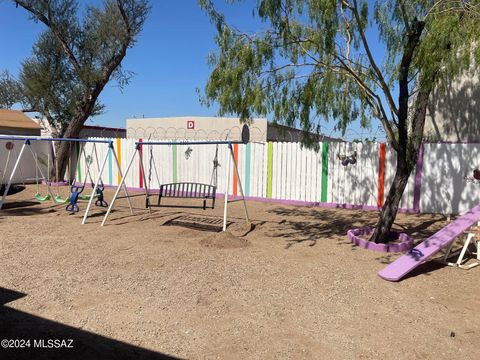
1 185 478 359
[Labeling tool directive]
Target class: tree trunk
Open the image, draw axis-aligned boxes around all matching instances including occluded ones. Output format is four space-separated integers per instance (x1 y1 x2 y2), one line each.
51 114 89 182
370 158 414 244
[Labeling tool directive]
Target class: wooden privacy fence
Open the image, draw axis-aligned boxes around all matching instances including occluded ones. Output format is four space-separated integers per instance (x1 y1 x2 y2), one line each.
72 138 480 215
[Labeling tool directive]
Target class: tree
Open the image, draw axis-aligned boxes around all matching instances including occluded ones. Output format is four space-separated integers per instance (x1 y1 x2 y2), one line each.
7 0 149 179
199 0 480 243
0 71 23 109
0 32 105 137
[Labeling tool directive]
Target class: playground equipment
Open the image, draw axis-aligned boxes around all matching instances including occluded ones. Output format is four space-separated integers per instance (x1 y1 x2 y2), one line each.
33 152 52 202
378 204 480 281
0 136 133 222
51 143 70 204
146 141 220 210
65 143 109 213
101 125 251 231
438 227 480 270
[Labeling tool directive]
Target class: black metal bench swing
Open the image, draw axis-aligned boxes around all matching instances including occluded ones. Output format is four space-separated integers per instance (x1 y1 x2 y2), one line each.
144 142 219 211
101 125 251 231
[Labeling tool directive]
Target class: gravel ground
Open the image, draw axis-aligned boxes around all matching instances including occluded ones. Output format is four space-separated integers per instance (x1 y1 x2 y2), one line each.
0 185 478 359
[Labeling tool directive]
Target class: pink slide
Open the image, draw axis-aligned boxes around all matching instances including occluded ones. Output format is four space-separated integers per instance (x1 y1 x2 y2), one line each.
378 204 480 281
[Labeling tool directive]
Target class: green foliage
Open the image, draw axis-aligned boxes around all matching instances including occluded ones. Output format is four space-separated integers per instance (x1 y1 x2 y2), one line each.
200 0 480 147
0 71 23 108
19 31 105 135
2 0 149 136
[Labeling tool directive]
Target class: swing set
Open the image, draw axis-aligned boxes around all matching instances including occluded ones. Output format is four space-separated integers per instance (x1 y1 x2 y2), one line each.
101 125 251 231
0 136 133 222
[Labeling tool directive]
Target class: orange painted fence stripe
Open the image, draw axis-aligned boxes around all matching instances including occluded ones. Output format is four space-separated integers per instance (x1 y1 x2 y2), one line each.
117 138 122 185
378 143 386 207
233 143 238 196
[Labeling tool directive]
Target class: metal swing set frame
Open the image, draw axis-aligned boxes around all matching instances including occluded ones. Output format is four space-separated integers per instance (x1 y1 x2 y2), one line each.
101 138 251 231
0 136 133 223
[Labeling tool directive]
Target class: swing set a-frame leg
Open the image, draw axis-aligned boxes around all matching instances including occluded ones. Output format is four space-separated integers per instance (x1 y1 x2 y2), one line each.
228 143 250 225
81 144 111 225
111 145 134 215
101 148 139 226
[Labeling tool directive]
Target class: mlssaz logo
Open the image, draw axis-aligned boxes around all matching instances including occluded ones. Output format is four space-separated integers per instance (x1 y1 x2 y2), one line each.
34 339 74 348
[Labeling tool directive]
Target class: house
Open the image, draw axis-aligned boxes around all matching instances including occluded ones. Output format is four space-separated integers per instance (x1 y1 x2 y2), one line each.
32 117 126 139
79 125 126 139
0 109 42 136
126 116 336 142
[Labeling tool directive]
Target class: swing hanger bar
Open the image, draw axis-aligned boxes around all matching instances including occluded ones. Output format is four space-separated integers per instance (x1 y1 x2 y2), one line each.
136 140 245 146
0 136 112 144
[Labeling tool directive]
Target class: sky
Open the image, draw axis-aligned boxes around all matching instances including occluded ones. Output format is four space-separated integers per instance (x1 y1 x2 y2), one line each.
0 0 386 141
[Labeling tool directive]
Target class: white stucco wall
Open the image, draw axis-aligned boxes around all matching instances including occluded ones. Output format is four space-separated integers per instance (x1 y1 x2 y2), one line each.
126 116 268 142
424 68 480 142
0 138 51 185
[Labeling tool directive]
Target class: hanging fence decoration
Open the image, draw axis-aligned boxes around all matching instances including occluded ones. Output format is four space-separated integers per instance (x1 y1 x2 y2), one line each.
338 151 357 166
465 169 480 183
184 147 193 160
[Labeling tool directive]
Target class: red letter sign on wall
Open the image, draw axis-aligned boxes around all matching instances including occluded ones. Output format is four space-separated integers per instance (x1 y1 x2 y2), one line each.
187 120 195 130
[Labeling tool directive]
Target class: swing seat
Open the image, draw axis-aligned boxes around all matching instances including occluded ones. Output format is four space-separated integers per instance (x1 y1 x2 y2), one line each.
148 182 216 210
34 193 51 202
54 195 70 204
66 191 80 213
66 184 84 213
78 194 99 201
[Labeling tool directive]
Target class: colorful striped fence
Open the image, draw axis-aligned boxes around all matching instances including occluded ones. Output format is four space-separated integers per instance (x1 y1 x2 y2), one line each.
77 138 480 215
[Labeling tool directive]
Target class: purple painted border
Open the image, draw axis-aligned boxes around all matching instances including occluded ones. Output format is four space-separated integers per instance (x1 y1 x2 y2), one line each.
425 140 480 144
42 180 68 186
97 183 417 213
347 227 414 253
412 144 424 212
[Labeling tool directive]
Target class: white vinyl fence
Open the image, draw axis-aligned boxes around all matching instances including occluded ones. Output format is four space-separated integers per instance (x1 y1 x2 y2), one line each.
2 136 479 215
0 138 51 185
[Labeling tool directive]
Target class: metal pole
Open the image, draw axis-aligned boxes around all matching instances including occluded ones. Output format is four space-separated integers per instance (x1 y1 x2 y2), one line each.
138 140 246 146
229 144 250 224
0 136 113 144
101 148 138 226
138 142 152 214
81 145 111 225
111 144 134 215
0 142 27 210
222 144 232 231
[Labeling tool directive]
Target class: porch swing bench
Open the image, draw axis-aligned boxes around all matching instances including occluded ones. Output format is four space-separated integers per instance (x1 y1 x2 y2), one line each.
146 182 217 210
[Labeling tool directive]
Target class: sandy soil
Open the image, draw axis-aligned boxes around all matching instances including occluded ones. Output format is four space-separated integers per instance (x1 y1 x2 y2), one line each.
0 185 478 359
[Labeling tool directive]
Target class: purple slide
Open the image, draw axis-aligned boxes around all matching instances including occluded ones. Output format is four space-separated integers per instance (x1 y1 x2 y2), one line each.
378 204 480 281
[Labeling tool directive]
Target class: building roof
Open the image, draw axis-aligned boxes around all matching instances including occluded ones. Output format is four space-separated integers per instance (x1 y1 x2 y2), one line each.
83 125 126 132
0 109 41 130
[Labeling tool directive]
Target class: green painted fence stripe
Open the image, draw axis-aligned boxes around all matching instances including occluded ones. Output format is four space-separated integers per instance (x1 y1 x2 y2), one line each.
266 142 273 198
172 145 177 183
245 143 251 196
76 143 82 182
321 142 329 202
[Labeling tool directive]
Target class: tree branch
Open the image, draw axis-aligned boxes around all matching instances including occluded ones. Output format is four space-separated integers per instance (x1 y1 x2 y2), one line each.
351 0 399 117
13 0 82 75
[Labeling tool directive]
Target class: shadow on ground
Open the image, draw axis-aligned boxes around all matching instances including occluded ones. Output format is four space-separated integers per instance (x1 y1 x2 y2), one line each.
266 206 447 251
0 287 181 360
